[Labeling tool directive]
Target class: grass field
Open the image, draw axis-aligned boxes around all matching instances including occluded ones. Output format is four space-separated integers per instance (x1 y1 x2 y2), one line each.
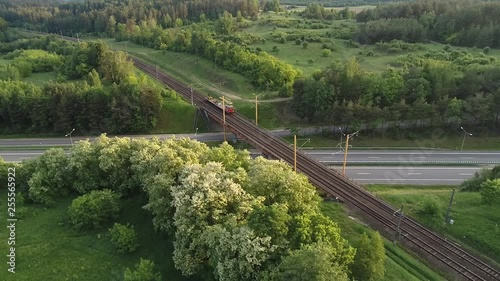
22 71 57 85
282 132 500 150
0 191 198 281
321 202 447 281
95 38 272 100
364 184 500 265
152 98 197 134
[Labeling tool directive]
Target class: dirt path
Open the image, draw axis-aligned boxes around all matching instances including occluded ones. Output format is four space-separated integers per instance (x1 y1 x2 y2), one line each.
190 76 292 103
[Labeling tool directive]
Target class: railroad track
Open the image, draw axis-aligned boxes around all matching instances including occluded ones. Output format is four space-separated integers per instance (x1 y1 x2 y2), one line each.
131 57 500 281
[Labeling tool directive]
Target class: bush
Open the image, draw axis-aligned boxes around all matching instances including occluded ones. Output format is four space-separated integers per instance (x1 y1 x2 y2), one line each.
418 196 442 217
302 41 308 49
321 49 331 57
124 259 161 281
460 168 492 192
68 189 120 230
480 179 500 205
307 58 314 64
483 46 491 54
295 39 302 45
109 223 139 254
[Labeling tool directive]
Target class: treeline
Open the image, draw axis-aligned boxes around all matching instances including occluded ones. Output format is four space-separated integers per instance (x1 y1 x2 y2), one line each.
0 0 301 94
293 55 500 130
0 0 263 33
12 136 386 281
0 37 166 134
115 21 300 94
299 3 355 20
281 0 413 7
356 0 500 48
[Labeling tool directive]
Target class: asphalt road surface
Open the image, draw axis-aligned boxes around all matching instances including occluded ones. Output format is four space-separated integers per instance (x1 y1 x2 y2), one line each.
2 134 498 164
0 132 231 147
249 149 500 165
332 166 481 185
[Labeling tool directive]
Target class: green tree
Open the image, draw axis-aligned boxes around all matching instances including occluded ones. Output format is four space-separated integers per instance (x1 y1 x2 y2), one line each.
86 69 102 88
0 17 7 31
204 224 276 281
245 157 321 215
215 11 235 35
170 162 258 276
109 223 139 254
201 142 251 171
351 232 386 281
26 148 70 206
106 15 117 36
248 204 291 246
124 259 161 281
480 179 500 205
263 242 350 281
139 138 209 234
68 189 120 230
99 50 134 84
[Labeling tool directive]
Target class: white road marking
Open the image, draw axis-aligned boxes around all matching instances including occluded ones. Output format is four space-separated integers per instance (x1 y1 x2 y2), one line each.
368 157 381 159
408 173 422 175
461 157 474 159
357 172 372 175
459 173 473 176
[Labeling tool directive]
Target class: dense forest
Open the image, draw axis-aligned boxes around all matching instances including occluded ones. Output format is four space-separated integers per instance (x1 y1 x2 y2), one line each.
281 0 413 7
356 0 500 48
0 34 169 134
292 49 500 131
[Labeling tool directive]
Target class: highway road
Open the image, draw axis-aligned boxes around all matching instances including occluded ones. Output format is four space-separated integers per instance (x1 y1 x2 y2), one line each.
0 149 486 185
332 166 481 185
0 132 232 146
1 134 499 164
251 149 500 165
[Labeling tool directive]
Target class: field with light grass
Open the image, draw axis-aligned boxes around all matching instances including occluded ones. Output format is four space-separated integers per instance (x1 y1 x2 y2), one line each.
321 202 447 281
283 132 500 150
0 192 196 281
364 184 500 265
22 71 57 85
96 38 271 100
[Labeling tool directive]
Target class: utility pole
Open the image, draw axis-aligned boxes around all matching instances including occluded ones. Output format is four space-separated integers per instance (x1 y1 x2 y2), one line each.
255 95 258 126
444 188 456 226
394 204 404 245
294 134 297 172
190 84 194 105
342 135 350 175
222 96 226 142
342 131 359 176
